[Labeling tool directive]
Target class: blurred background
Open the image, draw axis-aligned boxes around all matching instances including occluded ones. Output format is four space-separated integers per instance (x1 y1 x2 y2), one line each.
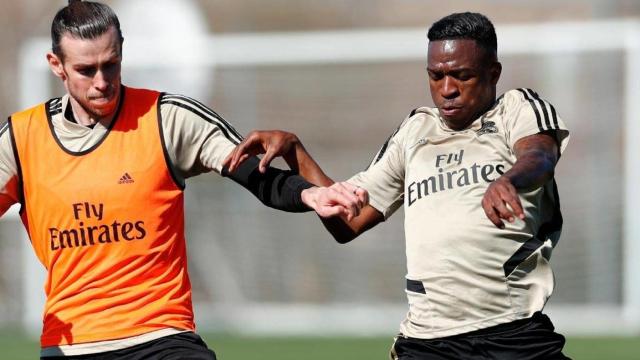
1 0 639 359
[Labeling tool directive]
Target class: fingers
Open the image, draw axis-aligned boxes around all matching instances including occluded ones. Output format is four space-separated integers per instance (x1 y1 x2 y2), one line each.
302 186 350 218
482 178 525 229
354 186 369 207
228 132 266 172
229 131 299 173
506 195 524 220
305 182 368 221
315 190 355 220
482 196 505 229
223 148 236 169
259 148 277 173
237 154 250 168
327 185 359 220
316 203 349 219
259 135 297 172
228 141 253 173
332 182 365 218
334 182 368 208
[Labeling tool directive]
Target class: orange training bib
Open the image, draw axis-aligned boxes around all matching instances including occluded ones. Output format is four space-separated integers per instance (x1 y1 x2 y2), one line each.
9 87 195 346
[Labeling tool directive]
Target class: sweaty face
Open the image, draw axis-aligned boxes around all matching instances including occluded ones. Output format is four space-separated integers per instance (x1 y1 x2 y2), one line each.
427 39 500 130
58 27 122 122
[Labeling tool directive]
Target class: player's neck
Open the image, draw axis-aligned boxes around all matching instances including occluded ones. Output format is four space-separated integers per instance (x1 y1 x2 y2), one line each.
68 97 117 127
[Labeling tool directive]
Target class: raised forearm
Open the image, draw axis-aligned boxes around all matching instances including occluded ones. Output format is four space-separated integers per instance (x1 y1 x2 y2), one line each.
224 130 333 187
482 132 559 228
504 132 558 191
283 140 333 187
501 149 556 191
223 130 377 239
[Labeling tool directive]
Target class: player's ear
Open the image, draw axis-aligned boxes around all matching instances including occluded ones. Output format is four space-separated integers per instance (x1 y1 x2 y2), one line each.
47 52 66 81
490 61 502 86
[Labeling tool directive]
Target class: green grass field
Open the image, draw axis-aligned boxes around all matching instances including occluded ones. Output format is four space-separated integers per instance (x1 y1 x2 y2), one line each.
1 331 638 359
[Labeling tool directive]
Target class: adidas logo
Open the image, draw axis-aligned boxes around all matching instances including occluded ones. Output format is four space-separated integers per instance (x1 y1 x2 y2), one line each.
118 173 135 184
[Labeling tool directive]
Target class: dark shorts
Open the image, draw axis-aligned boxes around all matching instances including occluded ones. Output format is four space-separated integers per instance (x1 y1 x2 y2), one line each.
42 332 217 360
390 312 571 360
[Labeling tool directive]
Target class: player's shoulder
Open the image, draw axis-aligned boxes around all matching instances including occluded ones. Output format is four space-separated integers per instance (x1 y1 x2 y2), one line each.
366 106 436 166
159 93 210 113
158 92 227 123
0 120 9 139
158 92 243 144
500 88 558 109
398 106 439 132
46 96 64 116
10 96 63 119
500 88 561 123
379 106 436 145
407 106 439 121
402 106 442 139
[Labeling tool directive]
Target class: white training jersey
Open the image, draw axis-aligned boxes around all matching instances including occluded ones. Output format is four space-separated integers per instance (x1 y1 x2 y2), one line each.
348 88 570 339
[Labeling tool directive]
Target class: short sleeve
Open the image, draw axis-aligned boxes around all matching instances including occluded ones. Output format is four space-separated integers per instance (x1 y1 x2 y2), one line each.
504 88 570 155
0 121 20 216
159 94 243 178
348 114 413 219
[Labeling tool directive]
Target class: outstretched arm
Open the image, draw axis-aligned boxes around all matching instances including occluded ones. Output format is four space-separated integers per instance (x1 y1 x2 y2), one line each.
157 97 368 219
482 131 559 228
223 156 371 220
225 130 333 186
224 130 383 242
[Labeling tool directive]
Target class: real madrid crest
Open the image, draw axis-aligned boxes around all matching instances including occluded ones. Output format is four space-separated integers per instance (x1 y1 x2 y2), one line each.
476 118 498 136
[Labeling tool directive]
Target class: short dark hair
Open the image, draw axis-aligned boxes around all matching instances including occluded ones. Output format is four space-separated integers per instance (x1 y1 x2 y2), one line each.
51 0 124 59
427 12 497 55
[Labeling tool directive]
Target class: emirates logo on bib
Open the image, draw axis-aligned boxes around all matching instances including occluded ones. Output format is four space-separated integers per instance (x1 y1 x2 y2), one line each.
118 173 135 184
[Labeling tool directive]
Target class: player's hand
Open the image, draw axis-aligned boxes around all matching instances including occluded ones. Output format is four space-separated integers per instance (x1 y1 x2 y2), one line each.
224 130 300 173
482 176 525 229
301 182 369 221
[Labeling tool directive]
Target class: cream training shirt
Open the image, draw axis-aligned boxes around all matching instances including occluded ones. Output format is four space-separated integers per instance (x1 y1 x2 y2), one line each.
349 88 570 339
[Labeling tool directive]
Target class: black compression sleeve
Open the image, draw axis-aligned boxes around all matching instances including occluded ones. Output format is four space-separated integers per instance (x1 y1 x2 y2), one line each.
222 156 315 212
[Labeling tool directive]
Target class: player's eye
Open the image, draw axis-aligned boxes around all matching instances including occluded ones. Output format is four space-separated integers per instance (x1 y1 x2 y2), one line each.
102 62 118 75
427 70 443 81
77 67 96 77
105 61 119 70
455 72 474 81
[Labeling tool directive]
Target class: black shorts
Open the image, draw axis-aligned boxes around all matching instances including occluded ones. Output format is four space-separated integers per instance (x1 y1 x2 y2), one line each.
42 332 217 360
390 312 571 360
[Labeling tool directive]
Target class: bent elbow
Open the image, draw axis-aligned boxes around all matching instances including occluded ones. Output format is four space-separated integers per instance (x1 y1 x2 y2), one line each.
334 233 357 244
325 223 359 244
